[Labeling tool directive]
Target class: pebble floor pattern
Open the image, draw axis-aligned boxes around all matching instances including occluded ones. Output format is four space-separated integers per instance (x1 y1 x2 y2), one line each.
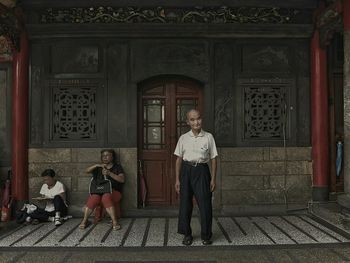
0 215 349 247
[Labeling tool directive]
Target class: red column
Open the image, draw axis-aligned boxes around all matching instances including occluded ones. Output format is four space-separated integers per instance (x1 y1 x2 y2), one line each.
344 0 350 30
11 31 29 201
311 30 329 200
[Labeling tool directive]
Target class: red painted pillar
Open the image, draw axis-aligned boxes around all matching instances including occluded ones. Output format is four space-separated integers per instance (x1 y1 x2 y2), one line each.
344 0 350 31
311 29 329 200
11 31 29 201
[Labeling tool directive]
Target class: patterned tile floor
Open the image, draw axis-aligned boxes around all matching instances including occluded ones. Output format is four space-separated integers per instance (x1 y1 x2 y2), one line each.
0 215 349 248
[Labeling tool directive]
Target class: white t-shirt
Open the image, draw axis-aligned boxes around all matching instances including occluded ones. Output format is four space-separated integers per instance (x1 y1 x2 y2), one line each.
40 180 66 212
174 130 218 163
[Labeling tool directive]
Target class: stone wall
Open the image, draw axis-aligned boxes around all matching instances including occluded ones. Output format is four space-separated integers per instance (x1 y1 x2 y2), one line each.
28 148 137 216
28 147 312 216
219 147 312 214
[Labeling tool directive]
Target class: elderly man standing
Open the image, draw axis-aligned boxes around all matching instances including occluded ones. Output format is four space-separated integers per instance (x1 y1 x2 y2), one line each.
174 109 218 246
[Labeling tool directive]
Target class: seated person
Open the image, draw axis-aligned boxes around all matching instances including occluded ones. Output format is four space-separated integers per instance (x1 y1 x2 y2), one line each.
79 149 125 230
30 169 68 226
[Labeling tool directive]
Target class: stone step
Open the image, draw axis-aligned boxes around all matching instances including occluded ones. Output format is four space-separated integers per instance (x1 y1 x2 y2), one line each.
0 215 349 247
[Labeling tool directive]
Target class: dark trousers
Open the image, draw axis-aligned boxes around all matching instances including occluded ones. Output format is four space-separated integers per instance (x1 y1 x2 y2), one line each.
178 162 212 240
30 195 68 222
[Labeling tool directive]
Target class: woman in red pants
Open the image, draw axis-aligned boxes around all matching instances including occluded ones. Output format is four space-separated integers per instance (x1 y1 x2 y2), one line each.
79 149 125 230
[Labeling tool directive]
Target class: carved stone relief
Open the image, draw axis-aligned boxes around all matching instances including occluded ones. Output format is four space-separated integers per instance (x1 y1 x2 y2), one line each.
51 46 99 73
215 88 233 139
132 42 208 81
242 46 290 73
40 6 311 24
214 43 234 143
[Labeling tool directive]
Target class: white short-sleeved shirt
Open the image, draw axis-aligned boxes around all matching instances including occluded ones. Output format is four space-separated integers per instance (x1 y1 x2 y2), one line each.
174 130 218 163
40 180 67 212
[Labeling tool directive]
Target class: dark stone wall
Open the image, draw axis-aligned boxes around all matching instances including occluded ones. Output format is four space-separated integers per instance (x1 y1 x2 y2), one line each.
214 39 311 146
29 38 310 148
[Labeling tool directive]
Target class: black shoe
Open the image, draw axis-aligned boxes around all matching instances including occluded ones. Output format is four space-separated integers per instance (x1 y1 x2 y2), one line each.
182 235 193 246
202 239 212 245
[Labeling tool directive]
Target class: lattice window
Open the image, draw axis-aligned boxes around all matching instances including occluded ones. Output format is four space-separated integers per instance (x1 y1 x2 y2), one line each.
52 86 96 140
243 85 287 140
142 99 165 149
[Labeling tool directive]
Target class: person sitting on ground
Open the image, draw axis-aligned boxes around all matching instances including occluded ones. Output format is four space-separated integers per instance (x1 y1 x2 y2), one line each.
30 169 68 226
79 149 125 230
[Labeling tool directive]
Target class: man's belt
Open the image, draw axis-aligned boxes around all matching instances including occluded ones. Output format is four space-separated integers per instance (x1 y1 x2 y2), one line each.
183 161 208 167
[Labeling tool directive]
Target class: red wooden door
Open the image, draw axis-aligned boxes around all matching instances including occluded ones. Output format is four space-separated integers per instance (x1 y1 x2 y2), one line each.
138 78 203 207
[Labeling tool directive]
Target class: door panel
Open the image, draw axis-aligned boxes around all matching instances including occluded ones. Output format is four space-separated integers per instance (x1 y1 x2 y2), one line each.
328 34 344 192
144 161 167 202
329 74 344 192
138 78 203 207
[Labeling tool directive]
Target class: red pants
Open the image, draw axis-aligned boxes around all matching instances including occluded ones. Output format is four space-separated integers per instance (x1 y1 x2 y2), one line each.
88 191 122 221
86 193 114 210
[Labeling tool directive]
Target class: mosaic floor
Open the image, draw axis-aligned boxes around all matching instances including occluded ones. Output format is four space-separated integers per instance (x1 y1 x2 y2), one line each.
0 215 349 248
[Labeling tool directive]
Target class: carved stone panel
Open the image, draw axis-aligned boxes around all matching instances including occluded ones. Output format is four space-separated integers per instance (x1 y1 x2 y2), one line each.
241 45 291 73
30 43 49 146
294 40 310 146
131 41 209 82
214 43 234 145
107 43 129 145
51 45 100 74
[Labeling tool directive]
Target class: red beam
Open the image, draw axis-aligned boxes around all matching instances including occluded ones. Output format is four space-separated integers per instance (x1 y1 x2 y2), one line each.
11 30 29 201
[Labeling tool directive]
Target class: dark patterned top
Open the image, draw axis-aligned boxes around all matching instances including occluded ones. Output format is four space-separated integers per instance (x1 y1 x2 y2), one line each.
92 164 125 193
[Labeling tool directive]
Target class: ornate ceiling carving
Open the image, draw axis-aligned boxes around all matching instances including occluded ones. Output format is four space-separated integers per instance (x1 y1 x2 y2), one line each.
40 6 311 24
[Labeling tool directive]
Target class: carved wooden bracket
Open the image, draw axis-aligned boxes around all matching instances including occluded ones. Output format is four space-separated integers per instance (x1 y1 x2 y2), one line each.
0 36 12 60
316 0 343 47
0 3 21 51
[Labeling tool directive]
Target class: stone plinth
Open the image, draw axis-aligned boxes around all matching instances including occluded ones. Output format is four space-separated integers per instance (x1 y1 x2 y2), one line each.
219 147 312 209
28 146 312 216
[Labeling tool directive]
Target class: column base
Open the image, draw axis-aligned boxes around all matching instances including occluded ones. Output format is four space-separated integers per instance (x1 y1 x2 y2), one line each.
337 193 350 210
312 186 329 201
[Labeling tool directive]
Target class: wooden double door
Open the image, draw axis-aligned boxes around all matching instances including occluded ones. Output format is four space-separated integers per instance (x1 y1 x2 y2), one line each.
138 77 203 207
